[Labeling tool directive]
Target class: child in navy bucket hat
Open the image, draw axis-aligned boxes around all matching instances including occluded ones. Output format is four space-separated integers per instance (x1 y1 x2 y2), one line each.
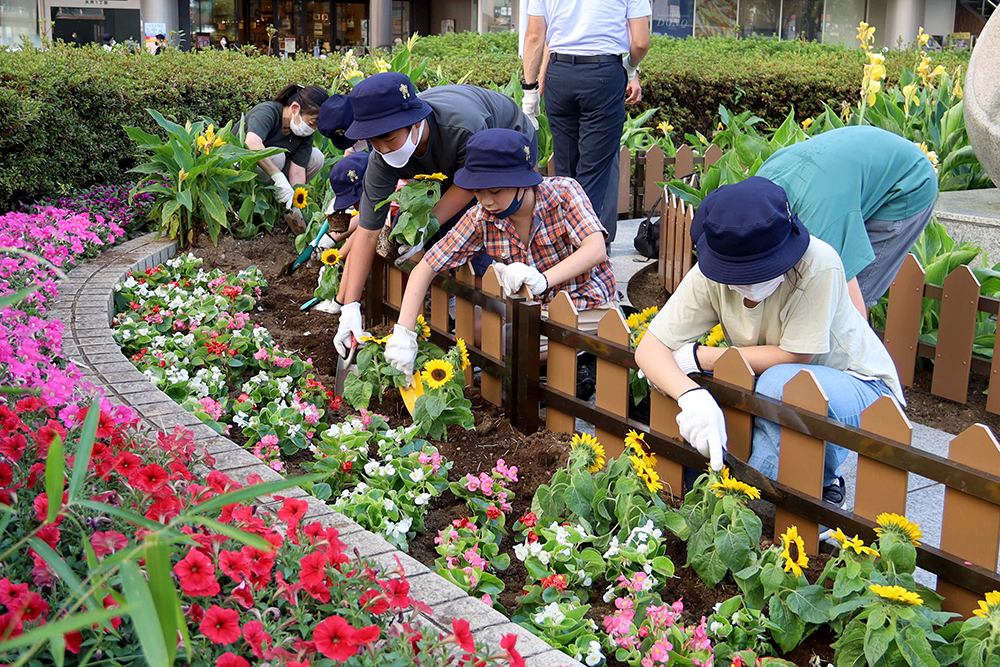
634 177 904 508
381 128 618 386
332 73 538 358
317 151 369 256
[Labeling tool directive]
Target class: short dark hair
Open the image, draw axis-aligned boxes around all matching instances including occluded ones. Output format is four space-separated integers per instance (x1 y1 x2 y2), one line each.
273 84 328 117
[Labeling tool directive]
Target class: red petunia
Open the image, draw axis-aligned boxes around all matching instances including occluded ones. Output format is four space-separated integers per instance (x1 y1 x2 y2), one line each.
186 603 205 624
218 550 251 583
313 615 358 661
199 605 241 645
500 634 525 667
0 611 23 639
242 619 273 658
90 531 128 559
451 618 475 652
0 462 12 487
64 630 82 654
36 524 60 549
241 544 275 576
145 495 184 523
131 464 169 493
173 549 220 597
0 578 29 608
0 434 28 462
354 624 379 645
206 470 241 494
114 452 142 476
216 652 249 667
34 421 66 457
359 588 388 615
16 592 48 622
385 577 410 609
230 582 254 609
299 552 328 588
33 492 66 525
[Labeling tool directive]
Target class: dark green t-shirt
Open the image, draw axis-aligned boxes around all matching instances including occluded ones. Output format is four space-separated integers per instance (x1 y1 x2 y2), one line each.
243 101 314 168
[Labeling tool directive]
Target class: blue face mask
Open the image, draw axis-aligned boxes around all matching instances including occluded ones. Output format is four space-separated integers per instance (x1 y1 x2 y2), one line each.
492 188 525 219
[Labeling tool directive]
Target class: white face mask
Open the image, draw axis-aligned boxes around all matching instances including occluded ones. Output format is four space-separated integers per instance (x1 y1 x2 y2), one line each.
379 121 424 168
290 107 315 137
729 275 785 302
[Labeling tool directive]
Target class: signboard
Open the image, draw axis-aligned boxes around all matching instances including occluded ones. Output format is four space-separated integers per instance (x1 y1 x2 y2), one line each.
144 22 166 37
50 0 140 9
947 32 971 50
283 37 296 53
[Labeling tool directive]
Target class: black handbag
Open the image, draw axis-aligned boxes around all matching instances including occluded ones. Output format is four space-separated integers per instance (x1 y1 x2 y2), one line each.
633 193 664 259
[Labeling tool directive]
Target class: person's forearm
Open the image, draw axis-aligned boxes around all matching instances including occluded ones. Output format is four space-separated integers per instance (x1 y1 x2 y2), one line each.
542 233 605 291
397 260 437 330
522 16 546 83
697 344 814 375
627 17 651 66
337 227 379 304
288 163 307 187
635 334 700 400
432 186 475 228
847 276 867 318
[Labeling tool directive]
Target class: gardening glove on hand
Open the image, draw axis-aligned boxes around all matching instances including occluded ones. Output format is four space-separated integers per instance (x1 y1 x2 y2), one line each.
521 89 540 130
672 342 702 376
270 172 296 210
314 298 342 315
676 387 727 472
384 323 419 385
333 301 369 357
395 225 429 268
499 262 548 299
622 54 638 83
324 197 338 215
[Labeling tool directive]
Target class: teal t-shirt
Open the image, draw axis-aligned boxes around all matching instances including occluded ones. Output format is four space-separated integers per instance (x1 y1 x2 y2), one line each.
756 126 938 280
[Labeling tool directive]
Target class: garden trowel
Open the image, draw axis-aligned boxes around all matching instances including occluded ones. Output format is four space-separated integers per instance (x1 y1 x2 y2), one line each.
399 374 424 416
334 335 358 397
722 451 776 497
282 220 329 276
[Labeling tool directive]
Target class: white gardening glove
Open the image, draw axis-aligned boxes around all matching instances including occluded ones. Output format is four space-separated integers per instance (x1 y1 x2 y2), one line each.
270 172 295 210
395 225 429 268
383 323 419 385
316 233 337 251
672 342 702 376
521 88 540 130
676 388 727 472
333 302 369 357
314 298 342 314
324 196 338 215
622 54 638 83
498 262 548 298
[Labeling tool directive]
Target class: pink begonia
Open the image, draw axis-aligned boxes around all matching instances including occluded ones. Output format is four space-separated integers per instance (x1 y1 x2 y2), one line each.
481 594 492 606
260 435 279 447
254 348 270 362
478 474 494 496
648 640 673 663
690 618 711 651
198 397 224 421
272 356 293 368
494 459 519 482
463 474 480 492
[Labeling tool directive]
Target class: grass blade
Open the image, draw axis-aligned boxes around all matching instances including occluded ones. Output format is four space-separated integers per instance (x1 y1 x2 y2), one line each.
143 536 181 664
120 560 170 666
44 434 65 524
188 474 320 516
28 539 103 615
68 397 101 502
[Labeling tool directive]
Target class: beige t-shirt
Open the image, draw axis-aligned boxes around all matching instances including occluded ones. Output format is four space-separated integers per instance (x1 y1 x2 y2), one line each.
647 236 905 404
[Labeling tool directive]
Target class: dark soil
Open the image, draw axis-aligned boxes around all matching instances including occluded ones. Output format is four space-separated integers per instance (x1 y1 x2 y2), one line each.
191 231 841 664
627 262 669 312
903 365 1000 436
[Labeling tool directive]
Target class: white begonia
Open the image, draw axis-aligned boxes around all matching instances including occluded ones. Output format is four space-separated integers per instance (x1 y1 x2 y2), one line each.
533 602 565 625
384 497 396 512
408 468 425 483
381 463 396 477
604 536 621 558
710 620 724 634
555 525 571 546
528 542 543 557
414 493 431 506
538 550 551 565
364 460 379 475
513 543 528 561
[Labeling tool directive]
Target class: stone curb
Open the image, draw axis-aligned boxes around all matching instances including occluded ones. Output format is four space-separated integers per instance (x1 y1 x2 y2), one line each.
52 233 582 667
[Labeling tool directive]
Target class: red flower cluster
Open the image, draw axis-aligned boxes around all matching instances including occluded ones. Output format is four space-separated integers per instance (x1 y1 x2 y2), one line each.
541 574 568 592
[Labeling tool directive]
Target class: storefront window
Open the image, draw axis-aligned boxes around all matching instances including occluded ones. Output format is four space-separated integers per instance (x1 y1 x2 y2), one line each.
335 2 365 49
651 0 694 38
1 0 38 45
392 0 409 43
695 0 737 38
246 0 275 53
306 0 330 54
739 0 780 38
192 0 237 48
780 0 823 41
823 0 865 46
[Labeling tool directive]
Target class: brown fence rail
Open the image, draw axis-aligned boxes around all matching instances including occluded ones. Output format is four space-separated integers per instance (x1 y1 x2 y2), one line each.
367 255 1000 618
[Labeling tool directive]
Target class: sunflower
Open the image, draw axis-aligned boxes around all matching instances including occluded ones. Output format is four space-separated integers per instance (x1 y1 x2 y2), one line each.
874 513 922 546
780 526 809 578
639 465 664 494
639 306 659 322
293 187 309 209
626 312 643 329
416 314 431 340
570 432 606 473
321 248 340 265
360 334 390 345
455 338 471 371
704 324 725 347
422 359 455 389
973 590 1000 619
829 528 880 558
709 475 761 501
414 173 447 181
625 429 648 456
869 584 923 606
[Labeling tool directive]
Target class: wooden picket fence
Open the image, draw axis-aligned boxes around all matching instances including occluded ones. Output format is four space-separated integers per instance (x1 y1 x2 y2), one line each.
367 255 1000 619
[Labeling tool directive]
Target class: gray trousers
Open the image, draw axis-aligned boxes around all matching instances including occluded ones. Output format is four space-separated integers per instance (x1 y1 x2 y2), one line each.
856 201 936 307
256 147 325 183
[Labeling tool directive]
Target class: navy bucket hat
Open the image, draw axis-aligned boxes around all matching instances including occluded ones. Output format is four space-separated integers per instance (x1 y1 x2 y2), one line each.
692 176 810 284
453 129 542 191
328 152 369 210
317 95 356 150
345 73 431 141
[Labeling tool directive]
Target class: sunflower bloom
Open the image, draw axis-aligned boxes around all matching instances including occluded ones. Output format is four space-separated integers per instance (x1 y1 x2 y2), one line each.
780 526 809 578
869 584 923 606
874 512 923 545
293 187 309 209
422 359 455 389
321 248 340 265
414 173 448 181
416 314 431 340
828 528 880 558
360 334 390 345
570 432 606 473
640 465 664 494
709 475 761 501
972 590 1000 619
704 324 725 347
455 338 471 371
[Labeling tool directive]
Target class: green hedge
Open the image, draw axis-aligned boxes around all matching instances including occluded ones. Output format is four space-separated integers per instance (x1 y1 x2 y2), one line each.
0 36 969 210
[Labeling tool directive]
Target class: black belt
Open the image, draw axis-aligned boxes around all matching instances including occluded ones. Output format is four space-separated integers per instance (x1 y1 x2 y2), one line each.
550 53 621 64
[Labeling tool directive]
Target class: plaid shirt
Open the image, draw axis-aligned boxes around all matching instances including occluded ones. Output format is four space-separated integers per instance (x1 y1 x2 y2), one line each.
424 177 616 310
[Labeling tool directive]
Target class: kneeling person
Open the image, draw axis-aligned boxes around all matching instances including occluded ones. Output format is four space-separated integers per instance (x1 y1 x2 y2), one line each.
383 128 618 382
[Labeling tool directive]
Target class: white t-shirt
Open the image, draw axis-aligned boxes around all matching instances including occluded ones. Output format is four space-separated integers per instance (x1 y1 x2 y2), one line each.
646 236 905 404
527 0 652 55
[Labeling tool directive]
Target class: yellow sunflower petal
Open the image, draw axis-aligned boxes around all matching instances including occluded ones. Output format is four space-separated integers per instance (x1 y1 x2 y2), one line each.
421 358 455 389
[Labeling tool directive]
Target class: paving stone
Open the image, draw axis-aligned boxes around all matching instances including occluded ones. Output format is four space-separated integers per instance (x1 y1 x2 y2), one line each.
345 531 396 559
114 381 159 395
215 465 272 486
403 572 469 609
80 352 126 365
432 597 510 632
203 437 240 455
100 371 150 387
474 623 553 659
192 463 211 477
302 495 338 520
126 392 168 407
366 550 431 579
528 649 585 667
213 448 264 471
139 403 185 419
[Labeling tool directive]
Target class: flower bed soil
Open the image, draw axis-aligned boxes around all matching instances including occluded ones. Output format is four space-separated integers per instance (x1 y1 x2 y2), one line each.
189 231 838 665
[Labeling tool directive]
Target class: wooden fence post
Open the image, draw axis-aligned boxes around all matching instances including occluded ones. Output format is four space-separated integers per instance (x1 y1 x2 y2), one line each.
988 320 1000 415
618 147 631 217
513 298 541 435
773 370 828 556
662 194 677 290
674 144 694 180
937 424 1000 617
455 264 476 385
854 397 913 521
480 266 504 406
712 348 755 464
367 254 386 328
704 144 723 166
387 263 404 327
595 309 630 460
681 201 695 278
546 292 578 435
882 254 925 387
931 266 980 403
643 144 664 214
672 202 692 290
649 388 685 498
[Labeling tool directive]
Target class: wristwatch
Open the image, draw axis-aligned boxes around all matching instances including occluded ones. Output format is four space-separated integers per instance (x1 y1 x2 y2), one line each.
520 78 539 90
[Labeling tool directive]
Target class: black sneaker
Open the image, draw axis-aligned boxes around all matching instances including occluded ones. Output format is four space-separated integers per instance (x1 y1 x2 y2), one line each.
822 476 846 508
576 353 597 401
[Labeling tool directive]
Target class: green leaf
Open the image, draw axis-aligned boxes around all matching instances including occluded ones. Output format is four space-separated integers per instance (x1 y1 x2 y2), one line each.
2 606 131 656
766 596 806 653
761 562 785 596
68 397 101 502
176 515 272 550
76 499 168 532
44 433 65 523
0 284 46 310
186 474 321 516
785 584 833 624
865 622 896 666
143 536 181 664
121 561 170 666
28 539 102 614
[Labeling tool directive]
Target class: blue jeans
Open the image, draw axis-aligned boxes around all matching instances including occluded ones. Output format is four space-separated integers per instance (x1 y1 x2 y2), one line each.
747 364 897 487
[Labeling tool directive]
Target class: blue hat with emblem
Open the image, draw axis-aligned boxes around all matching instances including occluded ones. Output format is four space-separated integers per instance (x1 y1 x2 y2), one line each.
453 129 542 191
328 152 369 210
345 73 431 141
317 94 356 150
691 176 809 284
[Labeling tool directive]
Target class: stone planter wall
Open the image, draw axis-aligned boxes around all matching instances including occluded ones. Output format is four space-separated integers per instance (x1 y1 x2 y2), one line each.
50 233 579 667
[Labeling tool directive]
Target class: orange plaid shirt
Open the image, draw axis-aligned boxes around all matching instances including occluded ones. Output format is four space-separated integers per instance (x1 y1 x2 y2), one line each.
424 177 617 310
